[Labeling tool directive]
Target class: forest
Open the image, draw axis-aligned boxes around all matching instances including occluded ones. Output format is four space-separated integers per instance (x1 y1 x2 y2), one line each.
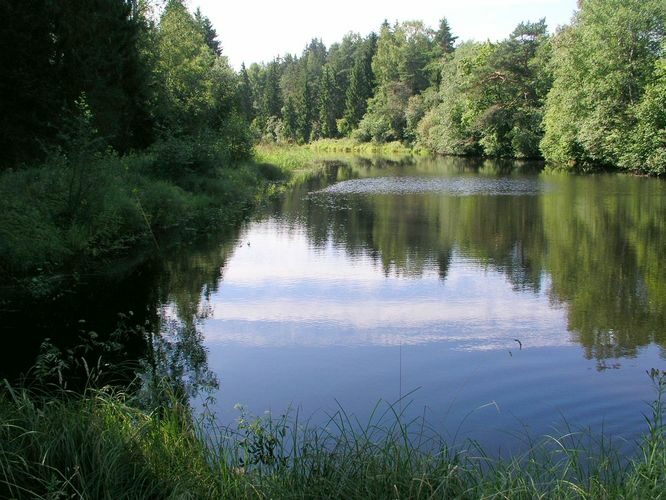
0 0 257 293
1 0 664 175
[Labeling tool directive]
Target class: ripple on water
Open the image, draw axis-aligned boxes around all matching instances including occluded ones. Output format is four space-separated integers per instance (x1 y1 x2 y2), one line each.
314 177 545 196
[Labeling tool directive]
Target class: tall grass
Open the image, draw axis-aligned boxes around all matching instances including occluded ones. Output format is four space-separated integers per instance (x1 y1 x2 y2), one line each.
253 143 329 170
252 140 423 176
309 138 426 155
1 369 664 499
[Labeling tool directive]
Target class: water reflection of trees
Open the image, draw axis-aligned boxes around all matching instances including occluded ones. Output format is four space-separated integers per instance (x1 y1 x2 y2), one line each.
542 176 666 364
274 159 665 363
141 226 241 401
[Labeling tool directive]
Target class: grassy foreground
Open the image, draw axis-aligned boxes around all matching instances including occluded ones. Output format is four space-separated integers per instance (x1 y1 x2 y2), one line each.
1 370 664 499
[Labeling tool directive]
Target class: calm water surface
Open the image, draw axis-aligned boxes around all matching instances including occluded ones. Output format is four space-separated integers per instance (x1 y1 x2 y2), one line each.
7 155 663 455
164 155 665 454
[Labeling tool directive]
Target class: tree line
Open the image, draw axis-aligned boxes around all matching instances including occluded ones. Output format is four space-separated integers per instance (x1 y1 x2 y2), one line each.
0 0 663 175
241 0 664 175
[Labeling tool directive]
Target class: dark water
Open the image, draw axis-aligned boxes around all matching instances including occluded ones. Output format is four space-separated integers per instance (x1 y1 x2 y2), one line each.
5 155 666 454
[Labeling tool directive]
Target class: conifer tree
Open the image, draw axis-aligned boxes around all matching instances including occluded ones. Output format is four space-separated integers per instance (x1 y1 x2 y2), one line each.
194 8 222 56
237 63 255 122
341 36 376 133
318 66 338 138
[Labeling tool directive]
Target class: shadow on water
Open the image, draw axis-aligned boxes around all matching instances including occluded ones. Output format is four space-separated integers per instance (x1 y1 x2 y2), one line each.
0 222 242 398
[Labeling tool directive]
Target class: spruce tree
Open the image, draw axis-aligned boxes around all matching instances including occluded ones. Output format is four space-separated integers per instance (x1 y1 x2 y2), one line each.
237 63 255 122
341 37 376 133
435 18 457 54
194 8 222 56
318 66 338 138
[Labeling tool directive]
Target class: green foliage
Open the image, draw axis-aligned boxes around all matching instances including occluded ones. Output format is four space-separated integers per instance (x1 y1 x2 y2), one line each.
373 21 435 95
341 34 377 134
237 63 255 123
0 0 151 167
153 0 223 134
194 7 221 56
0 133 265 294
317 66 339 139
354 82 412 142
619 47 666 175
541 0 666 172
417 42 492 156
417 19 551 159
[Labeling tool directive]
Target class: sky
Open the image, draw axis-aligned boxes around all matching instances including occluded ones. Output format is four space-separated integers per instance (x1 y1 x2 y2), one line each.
191 0 579 69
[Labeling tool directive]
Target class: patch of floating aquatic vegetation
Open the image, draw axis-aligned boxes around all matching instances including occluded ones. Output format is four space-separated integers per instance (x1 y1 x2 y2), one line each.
313 177 547 196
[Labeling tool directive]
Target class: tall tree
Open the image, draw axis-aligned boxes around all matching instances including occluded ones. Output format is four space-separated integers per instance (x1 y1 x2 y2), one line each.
237 63 255 122
341 34 377 134
194 7 222 56
0 0 60 167
282 97 299 142
541 0 666 171
262 60 283 120
434 17 457 54
417 18 551 158
428 17 458 86
0 0 151 167
620 46 666 174
327 32 363 119
318 66 338 138
154 0 216 133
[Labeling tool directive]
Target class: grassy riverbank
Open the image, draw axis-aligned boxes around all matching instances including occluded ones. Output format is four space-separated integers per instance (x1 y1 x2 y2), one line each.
252 140 421 172
1 371 664 499
309 138 424 155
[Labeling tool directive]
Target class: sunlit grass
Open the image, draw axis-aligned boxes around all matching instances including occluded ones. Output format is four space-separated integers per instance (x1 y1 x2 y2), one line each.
253 139 426 172
309 138 424 155
253 143 327 170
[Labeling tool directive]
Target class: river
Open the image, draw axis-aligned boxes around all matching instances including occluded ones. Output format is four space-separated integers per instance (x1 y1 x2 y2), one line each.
6 154 666 455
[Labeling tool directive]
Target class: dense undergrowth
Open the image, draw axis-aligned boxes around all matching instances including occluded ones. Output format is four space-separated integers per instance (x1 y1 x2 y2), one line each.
0 369 664 499
0 135 289 300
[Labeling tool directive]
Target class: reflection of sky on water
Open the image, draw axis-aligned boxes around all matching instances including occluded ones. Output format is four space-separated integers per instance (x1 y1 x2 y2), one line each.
192 165 665 457
206 219 566 350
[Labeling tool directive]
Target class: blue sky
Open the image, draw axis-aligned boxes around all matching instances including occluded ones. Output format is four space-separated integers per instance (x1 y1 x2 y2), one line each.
193 0 579 69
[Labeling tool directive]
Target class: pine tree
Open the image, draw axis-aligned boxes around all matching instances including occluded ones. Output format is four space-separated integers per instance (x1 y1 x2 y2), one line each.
282 96 298 142
435 18 457 54
296 77 313 142
262 61 282 119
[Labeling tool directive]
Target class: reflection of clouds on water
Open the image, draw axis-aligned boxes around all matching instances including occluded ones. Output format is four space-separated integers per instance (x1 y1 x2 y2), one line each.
205 219 568 351
204 318 568 351
314 177 547 196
